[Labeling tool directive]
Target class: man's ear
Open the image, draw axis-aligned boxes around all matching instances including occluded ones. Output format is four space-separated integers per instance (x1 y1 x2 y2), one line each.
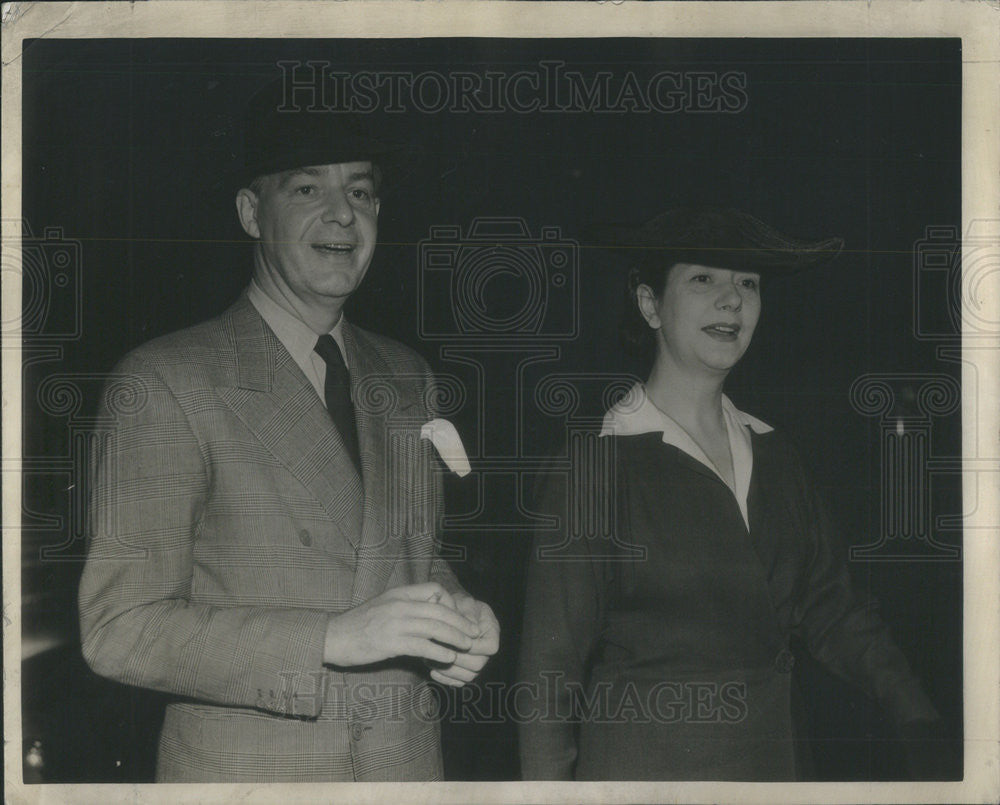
375 198 381 218
235 188 261 239
636 284 662 329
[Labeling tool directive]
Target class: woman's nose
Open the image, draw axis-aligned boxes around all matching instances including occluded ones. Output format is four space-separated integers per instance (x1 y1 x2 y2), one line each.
717 282 743 311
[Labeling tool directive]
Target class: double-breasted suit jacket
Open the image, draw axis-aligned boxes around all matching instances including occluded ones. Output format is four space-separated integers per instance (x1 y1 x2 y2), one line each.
79 293 463 782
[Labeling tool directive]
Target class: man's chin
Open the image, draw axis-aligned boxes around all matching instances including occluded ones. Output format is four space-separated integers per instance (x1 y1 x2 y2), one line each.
306 262 369 290
312 275 369 303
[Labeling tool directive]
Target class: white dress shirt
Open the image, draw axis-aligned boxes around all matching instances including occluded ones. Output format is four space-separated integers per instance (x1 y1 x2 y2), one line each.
247 279 348 407
600 382 773 530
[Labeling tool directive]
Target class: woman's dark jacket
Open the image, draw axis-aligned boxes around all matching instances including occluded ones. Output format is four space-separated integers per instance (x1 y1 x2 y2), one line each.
518 428 938 780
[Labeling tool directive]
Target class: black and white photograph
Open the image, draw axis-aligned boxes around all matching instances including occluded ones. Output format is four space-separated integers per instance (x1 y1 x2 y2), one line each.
3 2 998 803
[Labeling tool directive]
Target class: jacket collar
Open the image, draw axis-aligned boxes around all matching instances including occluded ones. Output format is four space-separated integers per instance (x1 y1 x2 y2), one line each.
220 293 424 599
219 293 365 549
600 382 773 439
600 382 772 531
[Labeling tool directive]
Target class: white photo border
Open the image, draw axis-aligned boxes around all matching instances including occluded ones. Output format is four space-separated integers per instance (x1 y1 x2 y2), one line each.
2 2 997 803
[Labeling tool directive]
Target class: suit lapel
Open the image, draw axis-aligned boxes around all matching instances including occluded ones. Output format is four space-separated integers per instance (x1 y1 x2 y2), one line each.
670 444 726 487
217 295 364 549
343 323 424 606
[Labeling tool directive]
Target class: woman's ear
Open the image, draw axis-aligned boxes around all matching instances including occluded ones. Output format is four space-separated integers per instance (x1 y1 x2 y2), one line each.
636 284 662 329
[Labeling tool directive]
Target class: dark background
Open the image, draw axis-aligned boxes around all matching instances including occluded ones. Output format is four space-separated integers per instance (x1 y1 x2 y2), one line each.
20 37 962 782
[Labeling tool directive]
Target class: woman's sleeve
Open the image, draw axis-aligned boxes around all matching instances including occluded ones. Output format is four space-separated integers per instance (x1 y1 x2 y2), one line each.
517 469 609 780
789 456 940 729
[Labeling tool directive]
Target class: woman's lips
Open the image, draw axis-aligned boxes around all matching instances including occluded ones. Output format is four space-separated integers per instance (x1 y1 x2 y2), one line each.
701 323 741 341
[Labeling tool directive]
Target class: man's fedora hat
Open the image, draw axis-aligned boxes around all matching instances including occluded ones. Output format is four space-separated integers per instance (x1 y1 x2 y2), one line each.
234 79 404 191
596 207 844 274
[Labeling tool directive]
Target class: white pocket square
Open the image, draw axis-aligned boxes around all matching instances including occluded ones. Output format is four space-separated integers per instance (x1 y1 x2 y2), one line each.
420 418 471 477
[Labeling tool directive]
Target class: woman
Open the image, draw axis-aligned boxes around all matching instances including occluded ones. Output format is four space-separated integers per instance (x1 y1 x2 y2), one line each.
518 208 942 781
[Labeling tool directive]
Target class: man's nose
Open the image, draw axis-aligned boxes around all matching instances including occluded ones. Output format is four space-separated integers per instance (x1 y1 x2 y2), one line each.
322 191 355 225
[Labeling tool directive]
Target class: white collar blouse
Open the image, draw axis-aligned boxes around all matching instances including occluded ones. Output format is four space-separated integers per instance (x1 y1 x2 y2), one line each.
600 382 774 530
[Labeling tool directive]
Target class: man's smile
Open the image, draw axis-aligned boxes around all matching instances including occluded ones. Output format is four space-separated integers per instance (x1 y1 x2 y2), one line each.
311 242 357 255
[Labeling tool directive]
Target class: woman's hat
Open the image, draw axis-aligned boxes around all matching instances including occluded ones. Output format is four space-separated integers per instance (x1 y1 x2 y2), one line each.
233 79 406 191
596 207 844 273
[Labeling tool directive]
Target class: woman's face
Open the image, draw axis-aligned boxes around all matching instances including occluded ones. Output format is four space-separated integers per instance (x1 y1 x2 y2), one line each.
638 263 761 376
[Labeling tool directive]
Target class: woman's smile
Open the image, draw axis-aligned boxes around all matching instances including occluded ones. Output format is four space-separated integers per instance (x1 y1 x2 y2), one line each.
701 322 742 341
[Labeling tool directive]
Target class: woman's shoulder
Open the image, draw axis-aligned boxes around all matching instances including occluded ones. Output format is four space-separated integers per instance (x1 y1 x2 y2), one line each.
749 422 796 453
749 426 821 495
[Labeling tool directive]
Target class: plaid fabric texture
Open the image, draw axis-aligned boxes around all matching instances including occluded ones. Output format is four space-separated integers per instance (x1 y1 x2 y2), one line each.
79 293 461 782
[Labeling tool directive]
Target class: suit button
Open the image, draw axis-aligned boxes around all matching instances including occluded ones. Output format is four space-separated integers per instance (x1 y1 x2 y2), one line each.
299 529 312 546
350 723 368 741
774 649 796 673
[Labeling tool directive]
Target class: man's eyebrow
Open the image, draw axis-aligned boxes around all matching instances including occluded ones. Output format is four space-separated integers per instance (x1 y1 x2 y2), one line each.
275 167 321 188
275 166 374 189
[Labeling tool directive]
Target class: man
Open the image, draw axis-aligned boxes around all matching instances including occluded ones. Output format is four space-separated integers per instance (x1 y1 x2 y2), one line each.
78 82 499 783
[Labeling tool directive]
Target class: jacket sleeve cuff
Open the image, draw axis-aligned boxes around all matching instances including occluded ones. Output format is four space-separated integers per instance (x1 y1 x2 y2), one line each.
246 609 335 719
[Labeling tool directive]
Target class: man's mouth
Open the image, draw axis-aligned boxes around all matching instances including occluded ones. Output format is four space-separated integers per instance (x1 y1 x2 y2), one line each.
702 323 741 341
311 242 356 255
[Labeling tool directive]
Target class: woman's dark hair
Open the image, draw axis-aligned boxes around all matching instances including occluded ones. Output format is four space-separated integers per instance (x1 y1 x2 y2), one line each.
620 252 673 362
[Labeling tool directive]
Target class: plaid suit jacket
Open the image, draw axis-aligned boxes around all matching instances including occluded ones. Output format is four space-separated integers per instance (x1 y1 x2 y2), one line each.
79 293 464 782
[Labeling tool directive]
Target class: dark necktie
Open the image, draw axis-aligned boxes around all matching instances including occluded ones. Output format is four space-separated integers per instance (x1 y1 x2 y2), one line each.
314 334 362 475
